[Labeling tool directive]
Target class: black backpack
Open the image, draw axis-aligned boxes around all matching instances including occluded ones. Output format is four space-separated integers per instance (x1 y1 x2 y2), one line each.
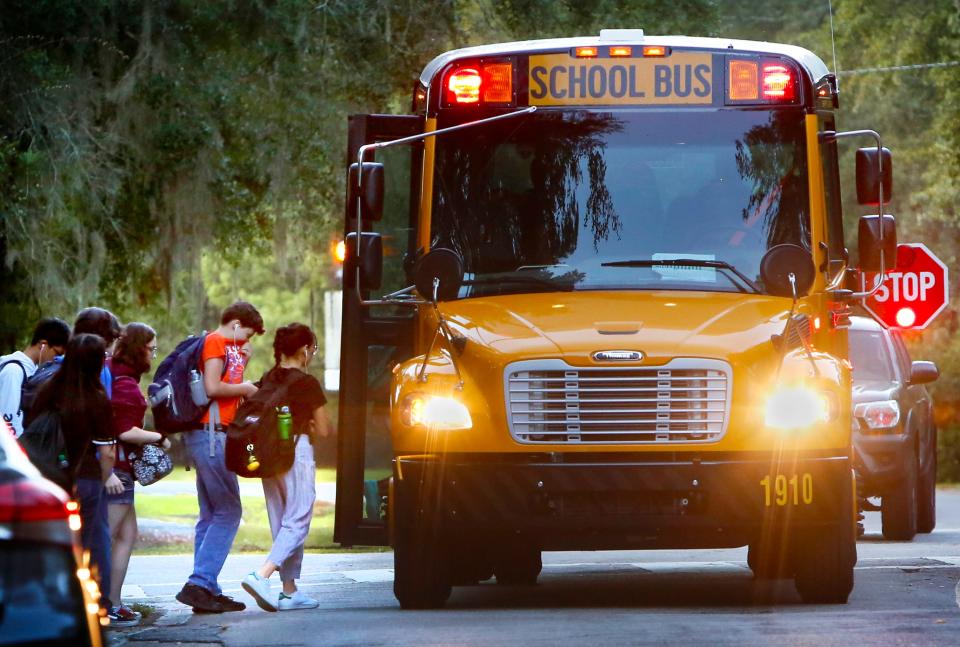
18 410 73 490
225 369 301 479
18 359 61 420
148 334 209 433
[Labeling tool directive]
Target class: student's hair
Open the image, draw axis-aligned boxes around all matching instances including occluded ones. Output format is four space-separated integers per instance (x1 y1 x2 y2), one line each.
220 301 265 335
273 323 317 366
31 317 71 347
33 333 107 416
113 322 157 376
74 307 122 346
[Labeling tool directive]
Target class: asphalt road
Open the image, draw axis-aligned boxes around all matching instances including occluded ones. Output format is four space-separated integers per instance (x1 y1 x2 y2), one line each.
112 489 960 647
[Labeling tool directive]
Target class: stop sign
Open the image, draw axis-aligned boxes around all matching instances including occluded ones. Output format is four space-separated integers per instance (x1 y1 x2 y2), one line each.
861 243 949 329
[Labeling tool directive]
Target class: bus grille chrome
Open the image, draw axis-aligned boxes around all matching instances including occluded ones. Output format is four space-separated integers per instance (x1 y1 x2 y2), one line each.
505 359 732 444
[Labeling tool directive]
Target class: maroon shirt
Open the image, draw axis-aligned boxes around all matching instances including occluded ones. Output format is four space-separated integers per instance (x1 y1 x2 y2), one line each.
109 360 147 473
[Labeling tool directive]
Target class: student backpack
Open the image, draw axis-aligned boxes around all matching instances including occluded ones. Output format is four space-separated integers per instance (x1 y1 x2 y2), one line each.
225 369 301 479
18 359 60 420
148 334 210 433
18 410 73 490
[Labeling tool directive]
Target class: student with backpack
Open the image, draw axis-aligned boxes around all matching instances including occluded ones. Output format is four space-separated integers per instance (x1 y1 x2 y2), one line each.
0 317 70 437
105 322 167 628
241 323 329 612
175 301 265 614
26 333 117 611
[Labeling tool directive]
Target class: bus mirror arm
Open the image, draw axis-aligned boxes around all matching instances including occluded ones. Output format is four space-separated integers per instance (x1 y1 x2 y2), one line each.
820 129 895 301
352 106 537 307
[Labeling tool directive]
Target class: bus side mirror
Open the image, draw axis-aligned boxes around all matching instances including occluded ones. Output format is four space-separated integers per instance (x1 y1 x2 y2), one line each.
856 147 892 205
857 214 897 272
344 232 383 290
760 244 815 298
348 162 385 221
414 248 464 302
909 361 939 385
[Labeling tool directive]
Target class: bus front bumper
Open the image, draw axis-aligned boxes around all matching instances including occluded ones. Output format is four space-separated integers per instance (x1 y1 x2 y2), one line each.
394 452 854 550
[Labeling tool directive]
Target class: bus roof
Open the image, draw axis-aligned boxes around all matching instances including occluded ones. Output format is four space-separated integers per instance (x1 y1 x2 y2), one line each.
420 34 831 88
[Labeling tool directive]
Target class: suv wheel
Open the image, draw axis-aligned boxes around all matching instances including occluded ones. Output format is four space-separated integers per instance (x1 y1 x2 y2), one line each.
916 436 937 534
881 451 918 541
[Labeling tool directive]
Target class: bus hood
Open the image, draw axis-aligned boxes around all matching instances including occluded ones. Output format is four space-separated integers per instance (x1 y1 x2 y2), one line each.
440 290 791 365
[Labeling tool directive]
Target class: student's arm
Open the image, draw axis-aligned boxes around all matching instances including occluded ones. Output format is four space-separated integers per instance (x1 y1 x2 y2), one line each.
99 443 116 483
0 364 23 423
203 357 257 398
118 427 163 444
311 406 331 438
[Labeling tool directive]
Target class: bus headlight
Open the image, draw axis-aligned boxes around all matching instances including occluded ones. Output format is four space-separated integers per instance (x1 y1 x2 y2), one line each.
764 385 834 430
400 393 473 430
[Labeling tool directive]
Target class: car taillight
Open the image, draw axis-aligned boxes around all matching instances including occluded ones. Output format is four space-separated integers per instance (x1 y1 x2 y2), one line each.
0 478 71 523
444 61 515 106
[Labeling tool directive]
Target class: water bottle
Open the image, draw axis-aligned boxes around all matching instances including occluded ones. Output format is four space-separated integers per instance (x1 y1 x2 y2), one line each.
189 369 209 406
277 406 292 441
57 451 69 470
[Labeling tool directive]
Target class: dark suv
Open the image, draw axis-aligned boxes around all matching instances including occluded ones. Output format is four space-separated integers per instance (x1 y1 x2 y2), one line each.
848 316 939 540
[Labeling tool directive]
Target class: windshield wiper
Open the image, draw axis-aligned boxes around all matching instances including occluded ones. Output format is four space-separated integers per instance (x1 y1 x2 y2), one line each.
463 275 576 292
600 258 761 294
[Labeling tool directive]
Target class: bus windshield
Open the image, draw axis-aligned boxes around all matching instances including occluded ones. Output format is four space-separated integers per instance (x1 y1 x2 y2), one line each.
431 109 810 298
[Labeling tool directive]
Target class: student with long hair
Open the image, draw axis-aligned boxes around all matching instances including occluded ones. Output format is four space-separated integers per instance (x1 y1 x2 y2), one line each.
242 323 330 612
105 322 166 627
31 333 117 612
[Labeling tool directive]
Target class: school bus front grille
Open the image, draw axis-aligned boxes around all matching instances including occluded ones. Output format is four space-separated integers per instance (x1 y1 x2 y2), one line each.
504 359 732 444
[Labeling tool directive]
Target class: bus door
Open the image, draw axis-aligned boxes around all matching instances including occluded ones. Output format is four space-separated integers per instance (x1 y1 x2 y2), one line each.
335 114 424 547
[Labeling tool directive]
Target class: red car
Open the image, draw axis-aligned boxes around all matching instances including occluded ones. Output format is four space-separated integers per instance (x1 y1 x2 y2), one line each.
0 420 105 647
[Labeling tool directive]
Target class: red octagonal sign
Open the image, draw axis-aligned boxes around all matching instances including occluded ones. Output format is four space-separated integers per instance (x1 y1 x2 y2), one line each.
861 243 950 329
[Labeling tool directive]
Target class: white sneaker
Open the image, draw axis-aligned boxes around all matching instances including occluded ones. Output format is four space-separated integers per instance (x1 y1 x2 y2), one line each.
278 591 319 611
241 572 277 612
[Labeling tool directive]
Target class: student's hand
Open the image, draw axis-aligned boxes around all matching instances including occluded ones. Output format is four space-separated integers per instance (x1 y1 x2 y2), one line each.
160 436 172 450
240 382 258 398
105 473 124 495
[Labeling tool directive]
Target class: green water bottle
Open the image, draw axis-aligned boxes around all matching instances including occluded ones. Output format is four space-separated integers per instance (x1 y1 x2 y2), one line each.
277 405 292 441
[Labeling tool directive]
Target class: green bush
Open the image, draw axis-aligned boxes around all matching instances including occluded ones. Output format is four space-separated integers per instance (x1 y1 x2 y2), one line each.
937 426 960 483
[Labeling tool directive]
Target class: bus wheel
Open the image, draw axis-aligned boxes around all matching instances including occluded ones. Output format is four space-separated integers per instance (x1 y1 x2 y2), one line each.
793 526 855 604
393 497 451 608
747 541 792 579
494 545 542 586
881 453 918 541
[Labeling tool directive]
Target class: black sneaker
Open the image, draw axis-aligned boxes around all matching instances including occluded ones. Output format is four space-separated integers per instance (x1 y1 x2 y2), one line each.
214 594 246 612
175 583 223 613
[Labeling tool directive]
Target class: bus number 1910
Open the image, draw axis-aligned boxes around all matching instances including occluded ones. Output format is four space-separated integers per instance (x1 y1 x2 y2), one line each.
760 473 814 507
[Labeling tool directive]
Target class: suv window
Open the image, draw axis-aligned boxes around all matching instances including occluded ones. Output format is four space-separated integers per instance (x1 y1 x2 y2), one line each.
848 329 896 382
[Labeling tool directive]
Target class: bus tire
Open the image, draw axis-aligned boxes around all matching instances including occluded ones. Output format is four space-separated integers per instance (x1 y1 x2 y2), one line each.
493 545 542 586
793 525 855 604
881 452 918 541
393 493 451 609
916 438 937 534
747 541 792 579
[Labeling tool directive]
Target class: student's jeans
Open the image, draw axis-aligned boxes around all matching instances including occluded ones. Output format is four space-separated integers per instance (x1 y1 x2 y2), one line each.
76 477 112 609
184 429 242 595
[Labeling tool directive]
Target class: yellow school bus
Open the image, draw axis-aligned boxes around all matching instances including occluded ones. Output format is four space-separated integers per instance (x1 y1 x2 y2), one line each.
334 29 897 608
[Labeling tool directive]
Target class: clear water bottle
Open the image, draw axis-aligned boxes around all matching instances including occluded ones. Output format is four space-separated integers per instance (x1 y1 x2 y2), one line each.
277 406 292 441
189 369 208 406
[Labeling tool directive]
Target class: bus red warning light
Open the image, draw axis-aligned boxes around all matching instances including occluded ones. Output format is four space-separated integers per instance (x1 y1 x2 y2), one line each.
446 67 482 104
762 64 795 100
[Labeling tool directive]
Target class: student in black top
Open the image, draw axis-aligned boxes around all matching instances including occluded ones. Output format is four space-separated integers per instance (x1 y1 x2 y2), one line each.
242 323 330 612
31 333 117 611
